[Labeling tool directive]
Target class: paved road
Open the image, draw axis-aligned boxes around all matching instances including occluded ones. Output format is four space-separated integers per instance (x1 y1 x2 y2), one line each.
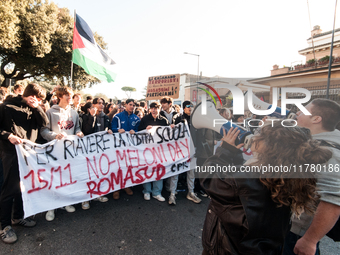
0 186 207 255
1 185 339 254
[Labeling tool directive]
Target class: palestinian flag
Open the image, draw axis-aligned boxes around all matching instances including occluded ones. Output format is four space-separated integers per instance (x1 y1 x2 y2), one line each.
72 14 116 83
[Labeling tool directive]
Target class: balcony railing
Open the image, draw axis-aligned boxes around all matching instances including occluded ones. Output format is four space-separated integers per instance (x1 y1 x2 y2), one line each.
293 57 340 71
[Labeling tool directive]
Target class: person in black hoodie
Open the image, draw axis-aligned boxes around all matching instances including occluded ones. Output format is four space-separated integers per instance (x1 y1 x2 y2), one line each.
0 83 49 244
173 100 191 126
138 102 169 130
138 102 169 202
80 97 112 210
82 97 112 136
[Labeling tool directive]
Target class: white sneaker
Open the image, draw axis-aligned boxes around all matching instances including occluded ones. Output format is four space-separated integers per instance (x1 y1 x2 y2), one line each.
94 196 108 202
169 193 176 205
64 205 76 213
144 193 150 201
1 226 17 244
153 194 165 202
82 201 90 210
46 210 55 221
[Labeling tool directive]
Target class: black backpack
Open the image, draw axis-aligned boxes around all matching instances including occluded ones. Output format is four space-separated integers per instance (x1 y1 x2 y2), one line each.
317 140 340 242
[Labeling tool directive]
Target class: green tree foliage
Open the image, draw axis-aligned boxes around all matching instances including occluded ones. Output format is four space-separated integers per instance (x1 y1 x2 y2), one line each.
0 0 21 50
32 79 56 93
121 86 136 98
141 85 147 99
0 0 108 89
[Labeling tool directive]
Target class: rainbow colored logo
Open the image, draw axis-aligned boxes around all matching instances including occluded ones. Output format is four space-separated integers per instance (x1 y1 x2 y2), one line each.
197 82 223 106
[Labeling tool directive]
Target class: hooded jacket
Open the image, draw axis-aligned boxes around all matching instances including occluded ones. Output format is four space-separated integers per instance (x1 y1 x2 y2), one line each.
160 108 178 124
0 95 48 152
40 104 81 142
138 113 169 131
174 112 191 127
82 112 111 135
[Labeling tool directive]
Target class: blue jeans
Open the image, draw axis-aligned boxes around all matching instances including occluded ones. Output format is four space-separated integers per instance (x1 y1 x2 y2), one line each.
283 231 320 255
143 180 163 196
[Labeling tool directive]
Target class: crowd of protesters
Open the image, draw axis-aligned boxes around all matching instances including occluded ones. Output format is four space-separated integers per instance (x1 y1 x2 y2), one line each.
0 84 204 245
0 83 340 255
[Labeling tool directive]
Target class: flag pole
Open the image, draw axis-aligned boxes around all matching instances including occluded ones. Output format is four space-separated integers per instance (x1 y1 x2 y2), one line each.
70 9 76 88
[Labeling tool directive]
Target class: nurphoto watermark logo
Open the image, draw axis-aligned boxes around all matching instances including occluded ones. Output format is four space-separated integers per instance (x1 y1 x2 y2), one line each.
190 80 312 131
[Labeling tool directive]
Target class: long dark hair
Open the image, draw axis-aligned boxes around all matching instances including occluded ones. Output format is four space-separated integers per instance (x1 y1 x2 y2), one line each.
104 103 113 114
81 102 93 114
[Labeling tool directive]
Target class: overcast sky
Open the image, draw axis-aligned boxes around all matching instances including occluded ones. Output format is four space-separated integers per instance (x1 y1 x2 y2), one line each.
54 0 340 99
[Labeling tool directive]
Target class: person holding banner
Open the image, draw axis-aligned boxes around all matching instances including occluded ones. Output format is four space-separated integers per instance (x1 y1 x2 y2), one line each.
138 101 170 202
111 98 140 200
0 83 48 244
160 97 179 195
160 96 179 124
40 86 84 222
80 97 112 210
168 101 201 205
200 123 332 255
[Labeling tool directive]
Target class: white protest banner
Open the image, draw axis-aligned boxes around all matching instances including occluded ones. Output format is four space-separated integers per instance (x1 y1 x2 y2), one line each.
16 123 194 218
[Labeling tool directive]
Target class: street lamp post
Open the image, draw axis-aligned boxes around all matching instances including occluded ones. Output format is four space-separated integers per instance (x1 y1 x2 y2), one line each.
184 52 200 104
184 52 200 82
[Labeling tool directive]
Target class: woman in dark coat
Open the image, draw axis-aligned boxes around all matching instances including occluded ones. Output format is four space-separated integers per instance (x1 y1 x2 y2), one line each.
201 122 332 255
